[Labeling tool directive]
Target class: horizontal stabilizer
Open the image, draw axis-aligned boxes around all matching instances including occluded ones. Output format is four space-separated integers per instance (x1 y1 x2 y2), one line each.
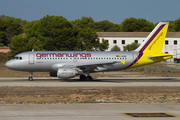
149 54 173 60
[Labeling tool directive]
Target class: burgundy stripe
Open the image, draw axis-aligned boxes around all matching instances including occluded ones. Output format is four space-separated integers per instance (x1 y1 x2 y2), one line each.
139 24 165 52
125 24 166 69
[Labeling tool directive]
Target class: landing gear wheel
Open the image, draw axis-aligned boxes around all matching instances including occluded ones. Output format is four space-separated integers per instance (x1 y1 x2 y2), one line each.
80 75 86 80
86 76 93 81
28 72 33 81
28 77 33 81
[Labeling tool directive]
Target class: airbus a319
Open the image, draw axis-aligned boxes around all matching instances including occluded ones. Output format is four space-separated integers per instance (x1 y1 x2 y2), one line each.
5 22 173 81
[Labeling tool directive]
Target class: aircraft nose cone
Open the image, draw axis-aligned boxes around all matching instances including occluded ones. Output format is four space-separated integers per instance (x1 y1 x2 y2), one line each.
5 61 14 69
5 61 10 68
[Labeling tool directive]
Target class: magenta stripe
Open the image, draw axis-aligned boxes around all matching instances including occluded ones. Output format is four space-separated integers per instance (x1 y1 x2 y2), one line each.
125 24 166 69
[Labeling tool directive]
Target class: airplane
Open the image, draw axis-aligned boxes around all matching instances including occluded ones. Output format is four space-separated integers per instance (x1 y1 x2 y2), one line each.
5 22 173 81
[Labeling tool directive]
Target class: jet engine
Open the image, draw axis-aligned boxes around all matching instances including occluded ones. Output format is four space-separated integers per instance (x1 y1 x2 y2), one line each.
57 68 78 78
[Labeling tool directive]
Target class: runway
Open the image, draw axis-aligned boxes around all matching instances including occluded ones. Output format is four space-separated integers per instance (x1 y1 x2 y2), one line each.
0 77 180 120
0 104 179 120
0 77 180 86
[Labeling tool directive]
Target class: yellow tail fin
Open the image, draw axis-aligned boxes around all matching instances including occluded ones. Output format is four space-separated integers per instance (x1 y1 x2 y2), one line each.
135 22 169 53
128 22 172 69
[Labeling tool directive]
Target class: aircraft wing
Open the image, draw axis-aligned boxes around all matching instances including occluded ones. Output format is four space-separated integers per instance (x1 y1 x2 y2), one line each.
75 61 119 72
76 61 117 67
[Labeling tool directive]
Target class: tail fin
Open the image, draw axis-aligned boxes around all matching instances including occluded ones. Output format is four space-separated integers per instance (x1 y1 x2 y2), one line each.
135 22 169 53
126 22 171 69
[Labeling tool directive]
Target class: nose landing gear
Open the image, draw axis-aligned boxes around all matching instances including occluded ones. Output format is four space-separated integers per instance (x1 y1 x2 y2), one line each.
28 72 33 81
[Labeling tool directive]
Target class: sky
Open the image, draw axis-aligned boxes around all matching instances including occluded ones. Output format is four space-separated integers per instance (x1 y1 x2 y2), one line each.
0 0 180 24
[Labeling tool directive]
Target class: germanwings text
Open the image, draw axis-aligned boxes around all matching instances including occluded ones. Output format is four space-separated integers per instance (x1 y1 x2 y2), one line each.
36 52 91 58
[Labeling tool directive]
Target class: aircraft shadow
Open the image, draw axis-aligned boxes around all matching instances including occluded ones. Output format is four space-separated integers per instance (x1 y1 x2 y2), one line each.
58 77 179 83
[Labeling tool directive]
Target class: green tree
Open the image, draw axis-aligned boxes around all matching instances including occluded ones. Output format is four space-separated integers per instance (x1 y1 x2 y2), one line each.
174 18 180 32
123 42 140 51
77 28 109 51
0 18 6 46
71 16 94 29
94 20 120 32
111 45 121 51
0 15 23 46
6 19 23 40
22 20 39 32
7 35 42 59
71 17 109 51
77 28 99 51
27 15 79 51
121 18 154 32
97 38 109 51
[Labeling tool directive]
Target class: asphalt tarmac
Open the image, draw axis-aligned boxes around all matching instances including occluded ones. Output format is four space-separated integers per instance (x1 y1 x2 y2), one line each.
0 77 180 120
0 77 180 86
0 104 179 120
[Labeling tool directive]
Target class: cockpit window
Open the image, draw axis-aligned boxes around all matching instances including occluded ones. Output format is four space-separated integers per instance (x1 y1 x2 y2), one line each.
13 57 18 59
12 56 22 60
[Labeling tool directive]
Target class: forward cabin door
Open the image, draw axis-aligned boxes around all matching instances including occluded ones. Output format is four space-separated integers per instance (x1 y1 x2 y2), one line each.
29 53 34 64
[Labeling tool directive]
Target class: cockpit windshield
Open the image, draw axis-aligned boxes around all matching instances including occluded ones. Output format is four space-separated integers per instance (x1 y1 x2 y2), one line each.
12 56 22 60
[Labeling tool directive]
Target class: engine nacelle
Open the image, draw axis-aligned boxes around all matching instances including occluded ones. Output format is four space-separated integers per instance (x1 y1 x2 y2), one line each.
57 68 78 78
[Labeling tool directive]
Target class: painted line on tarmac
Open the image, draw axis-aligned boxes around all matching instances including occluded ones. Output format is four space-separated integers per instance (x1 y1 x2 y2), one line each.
121 113 178 117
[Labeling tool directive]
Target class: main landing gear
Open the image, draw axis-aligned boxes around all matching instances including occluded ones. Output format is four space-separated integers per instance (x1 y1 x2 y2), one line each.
28 72 33 81
80 74 93 81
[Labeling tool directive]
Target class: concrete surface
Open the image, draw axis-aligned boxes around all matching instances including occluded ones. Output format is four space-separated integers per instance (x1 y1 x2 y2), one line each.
0 104 179 120
0 77 180 120
0 77 180 86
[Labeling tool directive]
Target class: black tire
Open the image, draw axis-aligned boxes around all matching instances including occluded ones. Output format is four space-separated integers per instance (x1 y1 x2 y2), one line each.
80 75 86 80
28 77 33 81
86 76 93 81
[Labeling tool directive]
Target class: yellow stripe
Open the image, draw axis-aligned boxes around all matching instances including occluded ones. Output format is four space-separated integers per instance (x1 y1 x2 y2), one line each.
164 113 178 117
121 113 134 118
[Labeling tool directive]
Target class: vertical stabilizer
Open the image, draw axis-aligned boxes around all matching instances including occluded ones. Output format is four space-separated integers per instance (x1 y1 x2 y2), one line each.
135 22 169 53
